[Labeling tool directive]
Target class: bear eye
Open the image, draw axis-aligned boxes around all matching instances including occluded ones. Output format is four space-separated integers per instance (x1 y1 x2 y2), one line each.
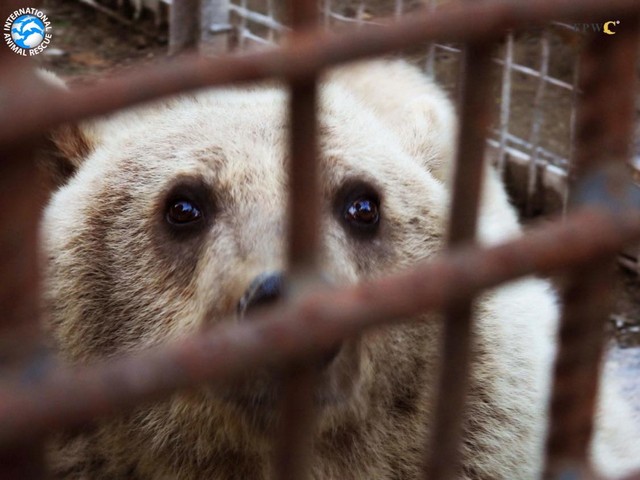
166 199 203 225
345 197 379 226
341 185 381 237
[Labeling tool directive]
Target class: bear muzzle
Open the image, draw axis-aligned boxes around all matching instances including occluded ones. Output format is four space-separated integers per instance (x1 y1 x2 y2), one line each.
237 272 341 369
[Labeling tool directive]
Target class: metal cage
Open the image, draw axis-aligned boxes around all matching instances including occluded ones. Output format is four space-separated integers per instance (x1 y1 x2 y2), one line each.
1 0 640 478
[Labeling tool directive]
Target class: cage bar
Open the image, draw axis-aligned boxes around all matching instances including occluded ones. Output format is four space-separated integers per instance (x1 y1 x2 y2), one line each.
201 0 231 55
3 0 640 148
1 0 640 478
274 1 322 479
525 28 551 215
424 39 496 480
544 14 640 478
1 207 639 448
496 31 514 173
169 0 200 54
0 1 47 474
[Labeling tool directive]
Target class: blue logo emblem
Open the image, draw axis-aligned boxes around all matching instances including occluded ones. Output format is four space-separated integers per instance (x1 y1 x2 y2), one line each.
11 14 45 49
3 8 52 56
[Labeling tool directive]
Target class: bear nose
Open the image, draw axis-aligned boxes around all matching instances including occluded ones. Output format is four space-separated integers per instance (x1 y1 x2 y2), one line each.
237 272 342 368
238 272 284 317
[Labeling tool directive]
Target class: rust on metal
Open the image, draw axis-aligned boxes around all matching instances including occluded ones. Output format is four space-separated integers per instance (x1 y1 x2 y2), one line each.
0 207 639 448
1 0 640 478
568 16 639 179
425 41 496 480
168 0 200 55
274 1 322 479
544 14 640 478
0 0 48 467
0 146 46 480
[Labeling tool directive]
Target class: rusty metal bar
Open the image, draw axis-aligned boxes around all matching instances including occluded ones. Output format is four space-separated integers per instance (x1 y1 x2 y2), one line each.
568 19 639 179
544 14 640 479
274 1 321 479
0 206 639 447
168 0 200 55
286 2 321 272
0 147 46 480
1 0 639 148
0 4 48 472
425 40 496 480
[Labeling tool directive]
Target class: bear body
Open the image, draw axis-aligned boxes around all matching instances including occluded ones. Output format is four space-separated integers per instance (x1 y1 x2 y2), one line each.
41 60 638 479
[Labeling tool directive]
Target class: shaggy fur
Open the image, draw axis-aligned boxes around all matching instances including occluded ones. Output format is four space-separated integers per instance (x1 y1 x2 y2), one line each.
40 60 639 479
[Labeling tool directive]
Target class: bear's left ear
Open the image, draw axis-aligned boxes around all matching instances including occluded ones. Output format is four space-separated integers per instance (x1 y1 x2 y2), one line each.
36 70 96 188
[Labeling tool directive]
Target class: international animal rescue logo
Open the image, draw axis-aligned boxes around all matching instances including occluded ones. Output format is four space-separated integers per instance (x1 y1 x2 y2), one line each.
4 8 52 56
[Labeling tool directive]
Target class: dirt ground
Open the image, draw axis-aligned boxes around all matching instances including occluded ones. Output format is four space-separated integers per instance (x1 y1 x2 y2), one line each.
33 0 640 389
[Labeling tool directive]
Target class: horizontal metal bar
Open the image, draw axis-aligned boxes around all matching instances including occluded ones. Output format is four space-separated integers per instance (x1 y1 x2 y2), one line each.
0 205 638 446
1 0 639 147
434 43 461 54
492 58 575 91
229 3 286 32
237 28 275 46
488 130 570 168
326 10 376 25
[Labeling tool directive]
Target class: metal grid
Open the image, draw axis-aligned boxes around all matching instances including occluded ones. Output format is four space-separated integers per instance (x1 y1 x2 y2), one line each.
2 0 640 479
225 0 590 216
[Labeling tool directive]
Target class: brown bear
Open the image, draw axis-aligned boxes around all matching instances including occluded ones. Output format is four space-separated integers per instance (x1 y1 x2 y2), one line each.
39 60 639 479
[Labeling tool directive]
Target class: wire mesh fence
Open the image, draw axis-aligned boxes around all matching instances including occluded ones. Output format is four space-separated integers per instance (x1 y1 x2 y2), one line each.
87 0 630 217
224 0 585 214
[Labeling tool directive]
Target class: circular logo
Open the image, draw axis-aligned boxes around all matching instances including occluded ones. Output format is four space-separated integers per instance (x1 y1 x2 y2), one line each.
3 8 52 56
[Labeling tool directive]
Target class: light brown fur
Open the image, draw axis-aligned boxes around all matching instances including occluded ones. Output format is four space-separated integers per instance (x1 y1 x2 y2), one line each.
40 60 639 479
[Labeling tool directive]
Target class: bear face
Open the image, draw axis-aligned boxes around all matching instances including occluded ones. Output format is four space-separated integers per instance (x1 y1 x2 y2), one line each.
40 61 638 480
42 68 456 479
43 84 448 358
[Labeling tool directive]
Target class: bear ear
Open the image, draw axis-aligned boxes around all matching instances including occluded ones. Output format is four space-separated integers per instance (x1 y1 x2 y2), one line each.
39 124 95 188
331 59 457 184
36 70 96 188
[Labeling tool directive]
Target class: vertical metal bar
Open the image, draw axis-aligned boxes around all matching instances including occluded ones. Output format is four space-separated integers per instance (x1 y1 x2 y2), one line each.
0 3 46 475
395 0 404 18
323 0 332 28
424 40 496 480
286 0 320 270
563 58 581 215
201 0 231 55
356 3 366 28
274 1 320 479
169 0 200 55
423 0 438 76
544 15 640 479
0 143 46 479
497 31 514 174
239 0 248 49
525 28 551 216
267 0 276 43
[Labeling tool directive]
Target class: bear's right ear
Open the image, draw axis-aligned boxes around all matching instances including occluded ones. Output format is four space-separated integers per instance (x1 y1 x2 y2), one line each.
331 60 457 184
39 124 95 188
36 70 95 188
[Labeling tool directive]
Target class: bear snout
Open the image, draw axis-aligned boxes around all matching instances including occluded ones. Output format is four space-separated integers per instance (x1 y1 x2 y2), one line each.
237 271 342 369
237 271 285 316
